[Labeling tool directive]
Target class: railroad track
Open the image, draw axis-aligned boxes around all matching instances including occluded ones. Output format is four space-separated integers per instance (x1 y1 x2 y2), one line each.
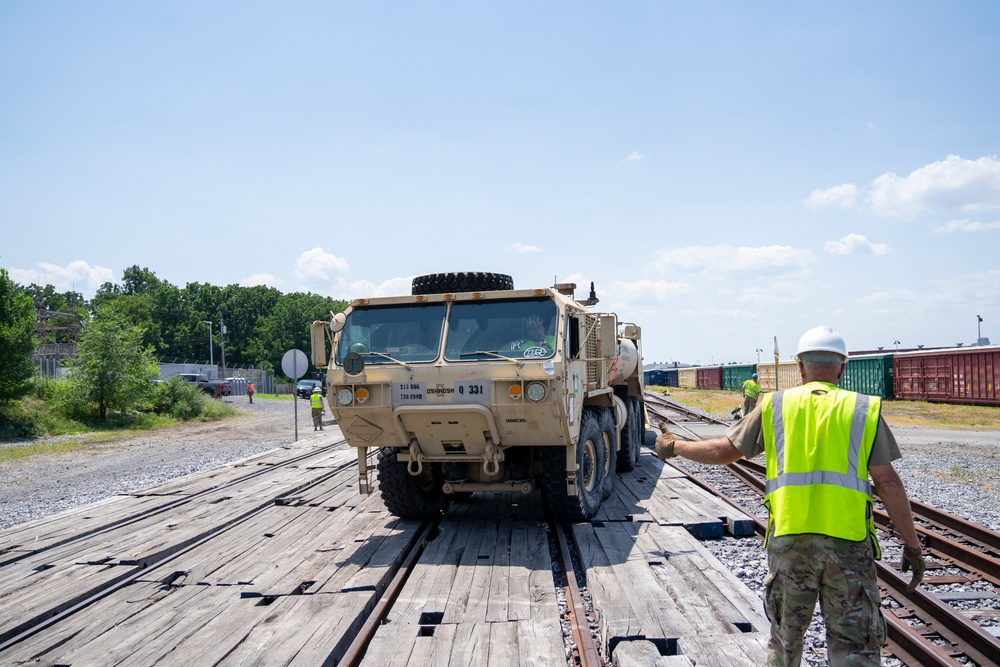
0 429 770 666
644 391 1000 666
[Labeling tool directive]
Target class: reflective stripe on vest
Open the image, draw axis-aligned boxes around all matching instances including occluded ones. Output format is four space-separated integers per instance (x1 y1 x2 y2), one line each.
762 382 881 544
311 393 323 409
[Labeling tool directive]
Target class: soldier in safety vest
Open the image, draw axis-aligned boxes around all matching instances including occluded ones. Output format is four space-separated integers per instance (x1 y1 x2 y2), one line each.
742 372 760 417
654 325 924 667
310 386 325 431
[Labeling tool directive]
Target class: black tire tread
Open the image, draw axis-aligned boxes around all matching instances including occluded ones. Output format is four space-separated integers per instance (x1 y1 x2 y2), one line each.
376 448 449 519
411 272 514 295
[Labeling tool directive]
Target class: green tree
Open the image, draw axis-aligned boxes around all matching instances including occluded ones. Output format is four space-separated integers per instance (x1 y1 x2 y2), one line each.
0 268 37 402
246 292 347 375
66 305 159 419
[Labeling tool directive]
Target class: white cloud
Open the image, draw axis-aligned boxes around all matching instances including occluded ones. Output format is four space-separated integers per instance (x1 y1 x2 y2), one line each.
607 279 695 304
651 244 815 276
241 273 284 288
346 276 413 298
511 243 543 253
8 260 115 297
807 155 1000 218
293 247 350 282
740 281 808 304
857 288 915 304
804 183 858 209
824 233 891 255
624 151 645 162
930 218 1000 233
866 121 876 130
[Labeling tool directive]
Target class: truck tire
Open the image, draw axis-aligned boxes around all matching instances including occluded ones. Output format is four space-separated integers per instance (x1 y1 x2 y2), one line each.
542 408 606 521
411 272 514 295
598 407 616 499
376 448 450 519
616 397 643 472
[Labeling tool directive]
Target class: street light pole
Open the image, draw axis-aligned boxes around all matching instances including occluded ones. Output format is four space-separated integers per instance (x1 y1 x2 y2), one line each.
755 347 763 364
202 321 214 365
219 317 227 379
978 315 983 344
894 340 900 352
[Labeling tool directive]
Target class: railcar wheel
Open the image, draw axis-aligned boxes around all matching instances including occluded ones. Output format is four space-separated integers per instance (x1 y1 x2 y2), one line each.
542 408 606 521
411 272 514 295
376 448 450 519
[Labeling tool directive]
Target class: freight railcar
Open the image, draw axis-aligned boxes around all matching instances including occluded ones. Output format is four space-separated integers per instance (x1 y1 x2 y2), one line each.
756 360 801 393
678 367 698 388
696 365 723 390
840 353 895 399
894 346 1000 406
722 364 757 391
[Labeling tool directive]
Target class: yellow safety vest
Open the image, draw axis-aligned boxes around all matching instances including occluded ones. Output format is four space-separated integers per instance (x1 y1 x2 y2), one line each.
310 393 324 409
742 379 760 399
761 382 881 554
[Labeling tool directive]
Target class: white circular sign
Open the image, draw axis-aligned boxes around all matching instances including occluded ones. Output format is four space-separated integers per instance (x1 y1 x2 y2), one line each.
281 349 309 379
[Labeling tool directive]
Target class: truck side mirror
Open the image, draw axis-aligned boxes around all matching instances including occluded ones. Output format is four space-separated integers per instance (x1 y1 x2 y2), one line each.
599 315 617 358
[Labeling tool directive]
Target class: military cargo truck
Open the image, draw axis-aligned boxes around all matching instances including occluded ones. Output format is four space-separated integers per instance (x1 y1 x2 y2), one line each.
309 271 648 521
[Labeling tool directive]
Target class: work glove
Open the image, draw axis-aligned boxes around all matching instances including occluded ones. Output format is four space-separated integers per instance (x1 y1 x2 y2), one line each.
901 545 925 592
654 423 677 461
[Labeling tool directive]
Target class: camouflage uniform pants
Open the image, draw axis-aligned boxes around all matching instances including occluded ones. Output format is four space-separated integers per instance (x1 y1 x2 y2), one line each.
764 534 885 667
312 407 323 429
744 396 757 416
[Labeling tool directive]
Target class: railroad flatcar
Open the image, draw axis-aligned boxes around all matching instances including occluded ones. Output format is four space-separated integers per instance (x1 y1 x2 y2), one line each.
893 346 1000 406
722 364 757 391
696 365 723 390
840 353 895 399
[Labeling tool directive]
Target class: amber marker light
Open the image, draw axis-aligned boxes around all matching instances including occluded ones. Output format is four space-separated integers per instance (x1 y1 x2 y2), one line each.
508 384 523 400
355 387 370 403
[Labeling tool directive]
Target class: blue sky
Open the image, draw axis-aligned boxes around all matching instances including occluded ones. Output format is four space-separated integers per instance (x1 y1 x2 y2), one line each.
3 2 999 366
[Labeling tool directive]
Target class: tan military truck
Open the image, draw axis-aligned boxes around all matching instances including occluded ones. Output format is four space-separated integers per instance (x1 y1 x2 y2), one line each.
310 271 648 521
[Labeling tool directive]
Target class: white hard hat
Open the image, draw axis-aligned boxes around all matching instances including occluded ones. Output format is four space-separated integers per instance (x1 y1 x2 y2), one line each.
796 325 847 360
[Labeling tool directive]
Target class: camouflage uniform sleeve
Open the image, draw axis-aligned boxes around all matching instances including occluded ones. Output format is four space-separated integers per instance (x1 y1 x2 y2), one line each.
868 416 902 466
725 404 764 459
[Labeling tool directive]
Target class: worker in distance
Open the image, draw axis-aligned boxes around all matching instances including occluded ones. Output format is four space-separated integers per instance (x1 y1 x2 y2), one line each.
656 325 925 667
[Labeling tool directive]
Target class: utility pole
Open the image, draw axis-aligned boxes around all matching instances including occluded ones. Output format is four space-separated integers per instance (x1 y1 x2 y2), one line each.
202 321 214 365
219 317 227 379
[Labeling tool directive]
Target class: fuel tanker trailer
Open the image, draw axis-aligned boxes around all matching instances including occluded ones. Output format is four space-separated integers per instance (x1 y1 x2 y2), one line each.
309 271 649 521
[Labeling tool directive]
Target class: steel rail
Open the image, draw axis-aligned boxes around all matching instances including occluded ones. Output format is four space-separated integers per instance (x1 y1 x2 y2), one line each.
553 522 603 667
336 521 436 667
734 459 1000 586
0 462 354 654
0 438 356 568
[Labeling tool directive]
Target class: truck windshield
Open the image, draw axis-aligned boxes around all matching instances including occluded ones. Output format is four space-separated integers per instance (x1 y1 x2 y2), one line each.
444 298 557 361
336 303 446 364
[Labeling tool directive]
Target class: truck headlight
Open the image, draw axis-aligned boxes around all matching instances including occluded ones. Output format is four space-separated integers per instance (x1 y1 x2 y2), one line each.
337 387 354 406
526 382 546 402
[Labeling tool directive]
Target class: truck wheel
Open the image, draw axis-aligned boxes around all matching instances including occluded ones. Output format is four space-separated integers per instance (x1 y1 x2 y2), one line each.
542 408 606 521
376 448 450 519
616 397 642 472
411 272 514 295
598 407 616 499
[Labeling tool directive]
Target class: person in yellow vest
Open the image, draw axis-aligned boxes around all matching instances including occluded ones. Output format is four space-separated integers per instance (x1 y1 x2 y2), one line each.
310 386 325 431
741 372 760 417
654 325 924 667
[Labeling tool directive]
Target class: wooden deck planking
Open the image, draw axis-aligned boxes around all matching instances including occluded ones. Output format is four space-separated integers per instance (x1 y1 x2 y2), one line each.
577 520 771 665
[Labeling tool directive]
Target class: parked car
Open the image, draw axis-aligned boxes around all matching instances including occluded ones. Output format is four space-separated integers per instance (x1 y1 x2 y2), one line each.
295 379 325 399
177 374 232 398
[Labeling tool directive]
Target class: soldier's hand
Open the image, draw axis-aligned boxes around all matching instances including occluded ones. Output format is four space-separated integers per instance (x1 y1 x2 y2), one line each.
655 423 677 461
901 545 925 592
